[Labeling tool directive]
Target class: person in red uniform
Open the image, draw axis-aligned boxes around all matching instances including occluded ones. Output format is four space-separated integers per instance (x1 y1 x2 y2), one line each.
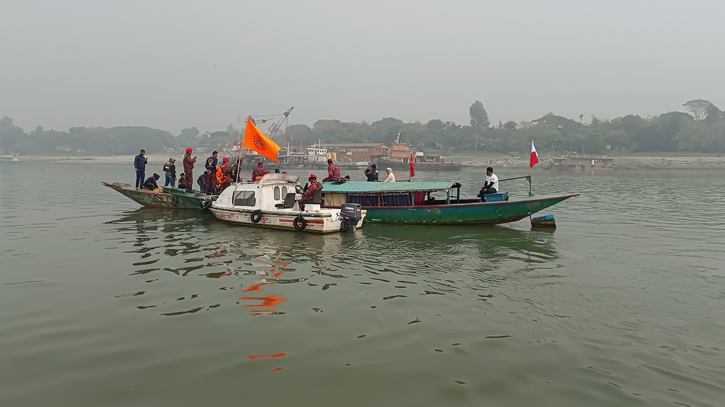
252 161 266 182
182 148 197 192
322 159 340 182
299 174 322 210
216 158 232 193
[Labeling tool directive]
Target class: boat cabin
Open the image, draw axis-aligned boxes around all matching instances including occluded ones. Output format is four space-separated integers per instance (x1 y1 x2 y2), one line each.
321 182 508 208
214 173 305 211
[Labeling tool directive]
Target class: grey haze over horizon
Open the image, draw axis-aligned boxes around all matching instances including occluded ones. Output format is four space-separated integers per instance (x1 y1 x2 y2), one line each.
2 0 723 135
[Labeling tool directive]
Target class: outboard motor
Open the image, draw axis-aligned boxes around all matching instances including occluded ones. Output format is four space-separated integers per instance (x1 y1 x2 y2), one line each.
340 203 362 232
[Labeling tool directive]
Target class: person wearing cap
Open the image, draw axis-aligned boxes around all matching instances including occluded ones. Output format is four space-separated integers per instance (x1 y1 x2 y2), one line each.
183 148 197 192
230 159 242 183
299 174 322 210
163 158 177 187
383 168 396 183
323 159 340 182
134 149 147 189
252 160 266 181
216 157 232 193
364 168 377 182
205 151 219 195
143 173 161 190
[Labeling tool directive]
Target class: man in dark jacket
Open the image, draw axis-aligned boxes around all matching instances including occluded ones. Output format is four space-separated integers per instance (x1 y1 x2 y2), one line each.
143 173 160 190
205 151 218 194
134 149 147 188
163 158 176 187
198 171 209 194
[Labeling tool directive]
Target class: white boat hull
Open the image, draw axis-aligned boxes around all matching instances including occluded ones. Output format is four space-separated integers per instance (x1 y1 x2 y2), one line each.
210 207 365 233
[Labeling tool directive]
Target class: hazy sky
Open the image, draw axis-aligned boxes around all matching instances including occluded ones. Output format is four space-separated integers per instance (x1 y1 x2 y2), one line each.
2 0 723 134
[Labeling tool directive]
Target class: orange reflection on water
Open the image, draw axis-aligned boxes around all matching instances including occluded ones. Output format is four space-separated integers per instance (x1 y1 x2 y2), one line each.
249 353 288 360
240 295 288 307
274 263 289 267
243 283 275 292
272 367 285 372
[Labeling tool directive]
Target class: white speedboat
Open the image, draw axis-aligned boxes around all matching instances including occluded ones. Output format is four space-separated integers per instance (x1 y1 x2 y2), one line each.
210 173 365 233
0 153 20 164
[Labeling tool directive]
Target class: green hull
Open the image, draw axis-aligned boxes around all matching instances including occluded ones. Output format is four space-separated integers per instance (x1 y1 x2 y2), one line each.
361 195 577 224
103 182 213 210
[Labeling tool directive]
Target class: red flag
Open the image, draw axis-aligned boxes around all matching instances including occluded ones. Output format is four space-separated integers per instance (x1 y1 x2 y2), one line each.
530 141 539 168
243 117 281 163
410 153 415 178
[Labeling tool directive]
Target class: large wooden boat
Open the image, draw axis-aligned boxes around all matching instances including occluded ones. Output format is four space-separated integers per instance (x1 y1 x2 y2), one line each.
102 182 215 210
321 181 577 225
210 174 366 233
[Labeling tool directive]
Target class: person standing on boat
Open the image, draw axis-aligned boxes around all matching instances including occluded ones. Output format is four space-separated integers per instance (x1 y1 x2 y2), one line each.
198 171 209 194
163 158 176 187
252 161 266 181
230 159 242 183
323 159 340 182
370 164 379 181
205 151 219 195
299 174 322 210
134 149 147 189
183 148 197 192
383 167 396 183
216 158 232 193
479 167 499 201
143 173 161 190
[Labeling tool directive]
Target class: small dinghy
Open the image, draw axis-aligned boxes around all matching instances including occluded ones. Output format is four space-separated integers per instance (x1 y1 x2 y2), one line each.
102 182 215 210
209 173 365 233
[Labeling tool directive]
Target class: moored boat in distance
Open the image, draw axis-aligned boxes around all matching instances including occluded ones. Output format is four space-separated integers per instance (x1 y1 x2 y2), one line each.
210 173 365 233
321 181 578 225
548 156 616 170
0 152 21 164
102 182 215 210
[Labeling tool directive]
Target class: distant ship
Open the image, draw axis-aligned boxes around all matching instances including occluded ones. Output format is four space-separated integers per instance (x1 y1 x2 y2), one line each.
376 134 461 171
0 153 20 164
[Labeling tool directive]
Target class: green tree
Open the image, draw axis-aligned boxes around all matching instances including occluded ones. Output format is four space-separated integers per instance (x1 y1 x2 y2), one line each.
469 101 490 131
683 99 713 121
0 117 25 152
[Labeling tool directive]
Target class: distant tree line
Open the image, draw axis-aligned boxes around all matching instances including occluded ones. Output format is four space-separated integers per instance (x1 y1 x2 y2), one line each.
1 99 723 155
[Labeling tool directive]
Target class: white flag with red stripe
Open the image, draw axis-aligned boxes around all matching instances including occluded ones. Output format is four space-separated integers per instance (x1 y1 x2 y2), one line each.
530 141 539 168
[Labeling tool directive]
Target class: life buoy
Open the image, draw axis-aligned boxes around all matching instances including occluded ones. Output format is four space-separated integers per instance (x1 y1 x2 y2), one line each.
293 216 307 231
251 210 263 223
201 198 212 210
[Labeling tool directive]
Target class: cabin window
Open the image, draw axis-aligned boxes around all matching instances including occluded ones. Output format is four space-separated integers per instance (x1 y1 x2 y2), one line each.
233 191 256 206
274 186 281 200
282 186 288 197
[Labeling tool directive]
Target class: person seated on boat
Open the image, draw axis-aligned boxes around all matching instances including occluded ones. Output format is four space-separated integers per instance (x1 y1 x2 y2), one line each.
479 167 499 201
383 168 396 183
252 161 266 181
323 159 340 182
198 171 209 194
343 175 351 182
178 173 187 189
299 174 322 210
143 173 161 190
274 168 281 173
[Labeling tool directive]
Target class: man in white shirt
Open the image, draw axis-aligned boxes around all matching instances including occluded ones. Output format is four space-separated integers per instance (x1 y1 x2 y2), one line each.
480 167 499 201
383 167 396 183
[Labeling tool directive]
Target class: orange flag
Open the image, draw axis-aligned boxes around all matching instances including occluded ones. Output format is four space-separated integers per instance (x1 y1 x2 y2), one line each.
243 117 281 163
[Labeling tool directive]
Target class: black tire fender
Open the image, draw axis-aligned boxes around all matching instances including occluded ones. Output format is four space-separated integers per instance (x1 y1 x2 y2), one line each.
201 197 212 210
170 195 179 207
293 216 307 231
251 210 263 223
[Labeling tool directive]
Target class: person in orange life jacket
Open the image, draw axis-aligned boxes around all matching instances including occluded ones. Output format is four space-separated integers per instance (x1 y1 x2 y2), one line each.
204 151 218 195
216 158 232 193
299 174 322 210
252 161 266 181
323 159 340 182
134 149 147 188
143 173 160 190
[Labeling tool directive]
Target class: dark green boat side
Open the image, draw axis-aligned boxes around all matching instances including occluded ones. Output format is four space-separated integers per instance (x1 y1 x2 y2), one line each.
102 182 214 210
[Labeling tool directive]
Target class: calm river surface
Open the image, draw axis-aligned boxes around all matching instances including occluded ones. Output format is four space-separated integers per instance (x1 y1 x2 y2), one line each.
1 163 724 407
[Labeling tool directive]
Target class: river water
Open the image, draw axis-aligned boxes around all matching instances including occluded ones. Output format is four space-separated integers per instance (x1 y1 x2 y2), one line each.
1 163 723 407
